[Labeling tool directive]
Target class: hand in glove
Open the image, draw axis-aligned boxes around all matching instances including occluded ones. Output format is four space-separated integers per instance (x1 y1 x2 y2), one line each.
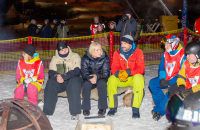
24 77 37 84
160 79 169 88
192 84 200 93
177 85 186 93
118 70 128 82
168 84 178 95
168 85 187 98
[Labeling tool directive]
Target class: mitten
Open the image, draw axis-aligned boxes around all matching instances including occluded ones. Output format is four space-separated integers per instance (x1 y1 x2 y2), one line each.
168 84 178 95
24 78 33 84
168 84 185 96
160 79 169 88
192 84 200 93
118 70 128 82
177 85 186 93
24 77 37 84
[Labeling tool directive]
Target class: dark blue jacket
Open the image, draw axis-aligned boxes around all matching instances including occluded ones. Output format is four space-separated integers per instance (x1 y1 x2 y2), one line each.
28 24 38 36
116 17 137 39
40 24 52 38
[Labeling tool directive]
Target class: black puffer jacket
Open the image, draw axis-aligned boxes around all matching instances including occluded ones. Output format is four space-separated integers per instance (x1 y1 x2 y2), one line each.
81 51 110 81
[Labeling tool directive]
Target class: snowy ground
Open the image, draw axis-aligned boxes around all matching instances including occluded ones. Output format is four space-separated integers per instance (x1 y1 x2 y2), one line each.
0 65 171 130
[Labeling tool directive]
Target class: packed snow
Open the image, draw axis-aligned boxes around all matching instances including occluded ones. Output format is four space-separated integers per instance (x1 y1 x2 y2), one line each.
0 65 171 130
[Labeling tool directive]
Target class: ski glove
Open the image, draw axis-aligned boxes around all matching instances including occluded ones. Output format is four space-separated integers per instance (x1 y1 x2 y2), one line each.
177 85 186 92
118 70 128 82
168 84 178 95
160 79 169 88
24 77 37 84
192 84 200 93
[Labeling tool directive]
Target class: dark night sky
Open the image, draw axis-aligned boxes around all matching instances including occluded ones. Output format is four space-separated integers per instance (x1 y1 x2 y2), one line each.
1 0 200 23
0 0 200 32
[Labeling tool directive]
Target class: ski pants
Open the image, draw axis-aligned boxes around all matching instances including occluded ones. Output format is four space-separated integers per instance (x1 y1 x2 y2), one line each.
82 79 108 110
43 76 82 116
107 74 144 109
148 77 169 116
14 83 38 105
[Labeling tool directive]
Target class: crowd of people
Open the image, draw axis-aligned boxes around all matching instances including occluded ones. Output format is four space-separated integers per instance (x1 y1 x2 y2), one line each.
27 8 142 40
27 18 69 38
13 8 200 129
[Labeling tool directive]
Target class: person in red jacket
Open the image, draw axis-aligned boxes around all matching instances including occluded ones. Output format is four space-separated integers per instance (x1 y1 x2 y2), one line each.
177 41 200 93
90 16 99 35
14 44 45 105
107 35 145 118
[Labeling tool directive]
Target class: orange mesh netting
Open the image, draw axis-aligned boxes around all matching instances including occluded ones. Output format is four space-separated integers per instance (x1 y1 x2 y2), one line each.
0 29 199 74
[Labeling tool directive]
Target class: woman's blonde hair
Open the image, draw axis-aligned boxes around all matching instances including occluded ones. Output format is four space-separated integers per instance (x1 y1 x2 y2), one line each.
88 41 103 56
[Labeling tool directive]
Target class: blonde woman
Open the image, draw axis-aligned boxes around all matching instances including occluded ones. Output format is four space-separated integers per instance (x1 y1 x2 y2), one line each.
81 41 110 116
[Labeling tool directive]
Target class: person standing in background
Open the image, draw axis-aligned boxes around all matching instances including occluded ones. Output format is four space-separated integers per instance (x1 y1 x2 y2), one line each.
27 19 39 37
52 19 60 37
57 19 69 38
116 9 137 40
90 16 100 35
39 19 52 38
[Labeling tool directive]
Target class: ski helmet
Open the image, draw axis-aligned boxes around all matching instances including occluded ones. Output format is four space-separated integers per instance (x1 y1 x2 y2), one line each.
166 92 200 130
165 34 180 50
185 41 200 58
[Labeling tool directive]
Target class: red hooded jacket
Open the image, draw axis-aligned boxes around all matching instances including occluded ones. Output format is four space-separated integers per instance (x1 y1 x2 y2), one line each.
111 48 145 76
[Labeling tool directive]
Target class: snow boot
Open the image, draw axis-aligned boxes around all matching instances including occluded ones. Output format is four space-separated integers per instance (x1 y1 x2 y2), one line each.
98 109 106 116
151 110 155 115
71 114 79 120
107 108 117 116
152 112 162 121
83 110 90 116
132 107 140 118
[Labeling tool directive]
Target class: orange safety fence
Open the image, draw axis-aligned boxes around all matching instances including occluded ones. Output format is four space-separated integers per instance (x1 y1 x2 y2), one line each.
0 28 199 74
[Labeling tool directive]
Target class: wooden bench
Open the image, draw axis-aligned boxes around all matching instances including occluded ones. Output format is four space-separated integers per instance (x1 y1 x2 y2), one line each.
39 86 133 107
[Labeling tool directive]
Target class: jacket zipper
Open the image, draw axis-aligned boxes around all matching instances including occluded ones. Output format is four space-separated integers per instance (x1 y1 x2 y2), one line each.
63 61 66 73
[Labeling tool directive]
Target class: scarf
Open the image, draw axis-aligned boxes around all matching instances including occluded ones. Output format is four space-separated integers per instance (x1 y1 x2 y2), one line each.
120 43 136 60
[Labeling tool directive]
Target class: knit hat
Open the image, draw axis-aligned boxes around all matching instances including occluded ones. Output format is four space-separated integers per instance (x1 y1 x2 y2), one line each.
57 42 68 51
121 35 134 45
23 44 36 57
123 9 132 15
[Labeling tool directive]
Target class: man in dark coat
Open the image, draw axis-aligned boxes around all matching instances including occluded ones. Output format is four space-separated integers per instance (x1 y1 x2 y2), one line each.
116 9 137 40
39 19 52 38
27 19 38 36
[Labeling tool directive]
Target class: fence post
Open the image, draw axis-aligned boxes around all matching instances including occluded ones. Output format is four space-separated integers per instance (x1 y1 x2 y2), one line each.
183 27 187 46
28 36 32 44
109 31 114 67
